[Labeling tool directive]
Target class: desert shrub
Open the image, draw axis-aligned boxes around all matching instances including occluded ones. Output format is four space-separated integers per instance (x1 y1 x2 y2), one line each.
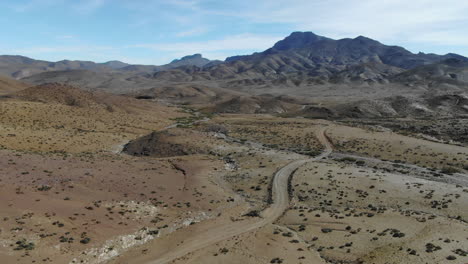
441 167 461 174
244 210 260 217
14 239 35 251
355 160 366 166
80 237 91 244
37 185 51 191
339 157 356 162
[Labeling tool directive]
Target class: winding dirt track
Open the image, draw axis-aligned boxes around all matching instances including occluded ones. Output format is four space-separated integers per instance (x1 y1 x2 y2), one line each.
146 127 333 264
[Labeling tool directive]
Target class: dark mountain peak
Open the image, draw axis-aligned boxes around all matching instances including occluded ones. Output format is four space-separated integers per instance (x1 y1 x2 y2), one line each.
353 35 380 44
183 53 202 59
172 54 204 63
290 31 320 38
272 31 328 51
225 31 466 72
168 54 211 68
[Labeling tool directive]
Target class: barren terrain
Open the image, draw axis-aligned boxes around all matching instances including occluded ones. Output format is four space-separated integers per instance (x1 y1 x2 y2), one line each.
1 101 467 264
1 88 467 264
1 31 468 264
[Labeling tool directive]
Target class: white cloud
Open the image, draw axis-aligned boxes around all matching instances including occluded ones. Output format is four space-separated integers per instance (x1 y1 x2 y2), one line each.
234 0 468 46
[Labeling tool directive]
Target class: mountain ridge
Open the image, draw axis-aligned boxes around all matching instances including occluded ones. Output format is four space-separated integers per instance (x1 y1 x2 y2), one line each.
13 31 468 119
3 32 467 82
0 53 217 79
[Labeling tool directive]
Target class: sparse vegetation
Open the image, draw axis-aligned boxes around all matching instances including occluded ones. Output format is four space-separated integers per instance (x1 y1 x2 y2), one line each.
13 239 35 251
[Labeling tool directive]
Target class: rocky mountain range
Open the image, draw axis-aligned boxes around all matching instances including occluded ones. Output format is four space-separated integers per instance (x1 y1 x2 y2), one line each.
144 32 467 85
2 31 468 118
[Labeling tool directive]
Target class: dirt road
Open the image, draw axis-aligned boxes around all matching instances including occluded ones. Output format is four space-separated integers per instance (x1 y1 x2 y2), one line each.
144 127 333 264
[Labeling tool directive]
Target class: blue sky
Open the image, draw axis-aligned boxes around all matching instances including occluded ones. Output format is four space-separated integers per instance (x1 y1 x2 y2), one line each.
1 0 467 65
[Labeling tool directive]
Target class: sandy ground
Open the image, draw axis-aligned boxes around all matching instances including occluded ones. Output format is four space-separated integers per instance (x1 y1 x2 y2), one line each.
327 124 468 170
283 159 468 263
1 111 467 264
0 149 234 264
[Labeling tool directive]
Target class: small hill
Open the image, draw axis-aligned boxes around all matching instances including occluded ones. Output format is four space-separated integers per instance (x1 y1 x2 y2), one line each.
15 82 169 114
1 82 184 153
0 75 30 95
123 129 210 158
15 83 103 108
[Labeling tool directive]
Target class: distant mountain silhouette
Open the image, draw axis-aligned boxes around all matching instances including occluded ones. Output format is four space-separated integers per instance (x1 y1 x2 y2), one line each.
0 54 217 79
